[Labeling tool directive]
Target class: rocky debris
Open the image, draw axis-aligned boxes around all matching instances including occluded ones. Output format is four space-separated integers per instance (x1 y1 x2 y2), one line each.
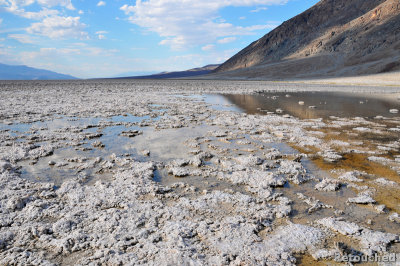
219 170 286 189
338 171 365 182
374 177 398 187
315 178 341 192
263 148 282 160
368 156 393 165
0 160 12 173
375 204 387 214
347 191 376 204
317 217 399 255
85 132 103 139
120 130 143 138
388 213 400 224
141 149 150 156
297 193 333 213
208 130 228 137
92 141 104 148
235 154 263 167
168 167 190 177
319 149 342 163
311 248 338 261
317 217 362 236
263 223 326 263
277 160 311 184
168 159 190 168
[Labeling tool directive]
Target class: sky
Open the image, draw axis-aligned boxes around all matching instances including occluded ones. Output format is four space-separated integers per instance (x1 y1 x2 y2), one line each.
0 0 319 78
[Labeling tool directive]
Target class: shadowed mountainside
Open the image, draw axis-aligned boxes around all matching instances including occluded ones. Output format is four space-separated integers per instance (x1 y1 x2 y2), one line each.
213 0 400 79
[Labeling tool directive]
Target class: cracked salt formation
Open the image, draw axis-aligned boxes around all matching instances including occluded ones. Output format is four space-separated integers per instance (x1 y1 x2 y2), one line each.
0 80 399 264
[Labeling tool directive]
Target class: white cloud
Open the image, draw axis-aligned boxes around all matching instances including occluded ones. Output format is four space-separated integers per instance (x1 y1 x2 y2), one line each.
239 16 246 20
5 7 59 20
201 44 215 51
78 10 84 15
250 7 268 12
1 0 74 14
97 1 105 7
217 36 236 44
8 33 37 43
0 0 75 20
96 30 107 39
120 0 286 50
26 16 88 39
36 0 74 10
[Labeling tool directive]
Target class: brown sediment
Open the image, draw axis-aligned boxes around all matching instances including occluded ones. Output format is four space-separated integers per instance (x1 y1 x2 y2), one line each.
296 254 336 266
290 143 400 213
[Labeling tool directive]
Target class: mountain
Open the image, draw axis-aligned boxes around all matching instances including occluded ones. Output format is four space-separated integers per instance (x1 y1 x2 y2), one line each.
116 64 220 79
213 0 400 79
0 63 77 80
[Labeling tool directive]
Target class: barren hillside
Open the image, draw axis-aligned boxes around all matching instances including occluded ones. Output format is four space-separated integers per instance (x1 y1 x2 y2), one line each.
213 0 400 79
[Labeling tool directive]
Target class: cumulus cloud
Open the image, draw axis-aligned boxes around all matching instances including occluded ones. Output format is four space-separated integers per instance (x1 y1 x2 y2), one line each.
1 0 74 13
26 16 88 39
250 7 268 12
120 0 286 49
201 44 215 51
217 37 237 44
97 1 105 7
0 0 74 20
36 0 74 10
96 30 107 40
8 33 37 44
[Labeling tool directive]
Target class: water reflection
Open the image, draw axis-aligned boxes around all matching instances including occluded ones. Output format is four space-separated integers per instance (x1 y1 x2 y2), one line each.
216 92 400 119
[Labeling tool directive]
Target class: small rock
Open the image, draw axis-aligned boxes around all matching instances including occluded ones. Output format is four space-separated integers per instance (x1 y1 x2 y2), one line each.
141 150 150 156
347 191 376 204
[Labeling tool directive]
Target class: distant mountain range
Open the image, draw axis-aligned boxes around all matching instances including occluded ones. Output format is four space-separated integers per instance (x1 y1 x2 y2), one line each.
115 64 220 79
212 0 400 79
0 63 77 80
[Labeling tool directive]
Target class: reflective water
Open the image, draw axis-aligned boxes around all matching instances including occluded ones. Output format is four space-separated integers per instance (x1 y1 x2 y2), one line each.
216 91 400 119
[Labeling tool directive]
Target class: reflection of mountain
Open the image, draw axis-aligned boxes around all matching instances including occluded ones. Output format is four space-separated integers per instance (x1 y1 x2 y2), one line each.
223 92 400 119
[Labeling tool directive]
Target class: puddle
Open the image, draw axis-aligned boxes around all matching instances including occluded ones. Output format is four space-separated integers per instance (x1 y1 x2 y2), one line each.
203 94 243 112
217 91 400 119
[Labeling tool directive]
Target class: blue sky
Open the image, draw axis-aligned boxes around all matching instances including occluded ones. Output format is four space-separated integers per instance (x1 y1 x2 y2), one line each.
0 0 319 78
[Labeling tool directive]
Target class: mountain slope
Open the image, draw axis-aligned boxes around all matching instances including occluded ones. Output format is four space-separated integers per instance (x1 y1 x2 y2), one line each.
0 63 77 80
214 0 400 79
116 64 220 79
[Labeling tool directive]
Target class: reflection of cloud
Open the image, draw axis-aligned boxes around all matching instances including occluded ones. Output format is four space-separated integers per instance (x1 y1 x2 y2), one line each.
123 127 210 161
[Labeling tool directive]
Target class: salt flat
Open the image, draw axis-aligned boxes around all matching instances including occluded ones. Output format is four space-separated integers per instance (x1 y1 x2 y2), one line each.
0 79 399 265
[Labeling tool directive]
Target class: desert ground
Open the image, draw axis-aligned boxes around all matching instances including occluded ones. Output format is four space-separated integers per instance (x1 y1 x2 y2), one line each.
0 79 399 265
